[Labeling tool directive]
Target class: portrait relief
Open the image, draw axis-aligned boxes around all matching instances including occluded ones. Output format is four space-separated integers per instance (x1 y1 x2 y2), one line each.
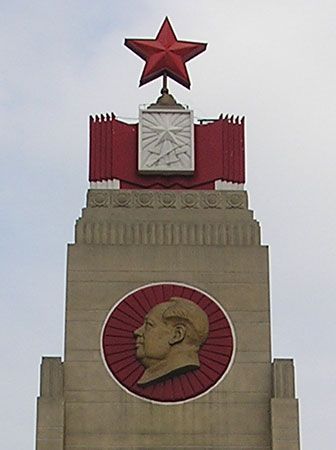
134 297 209 385
101 283 235 404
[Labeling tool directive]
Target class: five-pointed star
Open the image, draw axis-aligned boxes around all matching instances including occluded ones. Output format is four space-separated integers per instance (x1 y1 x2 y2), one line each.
124 17 207 89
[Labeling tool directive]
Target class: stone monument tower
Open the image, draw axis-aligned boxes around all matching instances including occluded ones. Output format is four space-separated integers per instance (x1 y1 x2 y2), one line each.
35 17 301 450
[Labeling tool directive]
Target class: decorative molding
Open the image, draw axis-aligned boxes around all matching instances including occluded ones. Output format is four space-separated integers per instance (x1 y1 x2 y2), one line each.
135 191 155 208
80 190 259 246
158 192 177 208
75 220 260 246
87 190 248 210
112 191 132 208
88 192 110 208
180 192 199 208
226 193 245 209
202 192 222 209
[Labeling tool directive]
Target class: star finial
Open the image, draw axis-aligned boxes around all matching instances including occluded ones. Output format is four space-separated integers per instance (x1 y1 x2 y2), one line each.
124 17 207 89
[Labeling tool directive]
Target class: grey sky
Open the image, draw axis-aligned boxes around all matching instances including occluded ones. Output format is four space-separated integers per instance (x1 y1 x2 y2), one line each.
1 1 336 448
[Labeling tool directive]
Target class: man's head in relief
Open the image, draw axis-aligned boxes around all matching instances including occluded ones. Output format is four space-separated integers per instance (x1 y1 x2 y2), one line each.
134 297 209 385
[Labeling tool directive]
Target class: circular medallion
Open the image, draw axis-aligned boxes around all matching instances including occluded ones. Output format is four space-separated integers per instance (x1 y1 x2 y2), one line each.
101 283 235 404
181 193 198 208
159 192 176 208
90 192 109 207
204 192 221 208
114 192 131 207
226 193 244 209
136 192 154 207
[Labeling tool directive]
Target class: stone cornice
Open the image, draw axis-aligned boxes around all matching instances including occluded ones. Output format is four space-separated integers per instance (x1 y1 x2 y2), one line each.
87 189 248 210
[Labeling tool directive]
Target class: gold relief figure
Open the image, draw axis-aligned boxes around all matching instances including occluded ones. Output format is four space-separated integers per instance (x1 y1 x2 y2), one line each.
134 297 209 385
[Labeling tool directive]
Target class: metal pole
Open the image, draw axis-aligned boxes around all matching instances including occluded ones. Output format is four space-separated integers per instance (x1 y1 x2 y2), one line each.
162 72 168 94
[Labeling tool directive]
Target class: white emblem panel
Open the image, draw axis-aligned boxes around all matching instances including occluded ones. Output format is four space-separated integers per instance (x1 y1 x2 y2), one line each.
139 109 194 174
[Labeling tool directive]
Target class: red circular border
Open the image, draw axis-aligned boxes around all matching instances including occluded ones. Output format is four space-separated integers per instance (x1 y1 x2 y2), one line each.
101 283 234 403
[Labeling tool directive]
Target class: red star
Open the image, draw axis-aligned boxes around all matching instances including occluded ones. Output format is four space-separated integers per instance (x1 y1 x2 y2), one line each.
124 17 207 89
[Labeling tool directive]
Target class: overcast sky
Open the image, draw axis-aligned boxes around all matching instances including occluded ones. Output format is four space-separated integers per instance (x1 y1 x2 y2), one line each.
1 1 336 448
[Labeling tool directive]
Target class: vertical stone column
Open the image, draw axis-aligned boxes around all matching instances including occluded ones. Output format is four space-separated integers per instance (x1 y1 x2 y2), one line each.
36 357 64 450
271 359 300 450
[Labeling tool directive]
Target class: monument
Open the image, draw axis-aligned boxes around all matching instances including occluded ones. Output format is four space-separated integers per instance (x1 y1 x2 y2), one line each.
35 17 301 450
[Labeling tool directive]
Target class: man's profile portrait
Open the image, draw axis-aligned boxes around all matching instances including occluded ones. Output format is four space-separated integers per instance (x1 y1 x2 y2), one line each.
134 297 209 385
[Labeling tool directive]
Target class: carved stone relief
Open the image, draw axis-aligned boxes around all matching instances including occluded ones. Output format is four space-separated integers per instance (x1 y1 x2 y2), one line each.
226 193 245 209
158 192 177 208
88 190 248 210
139 109 194 174
134 297 209 385
101 283 235 403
